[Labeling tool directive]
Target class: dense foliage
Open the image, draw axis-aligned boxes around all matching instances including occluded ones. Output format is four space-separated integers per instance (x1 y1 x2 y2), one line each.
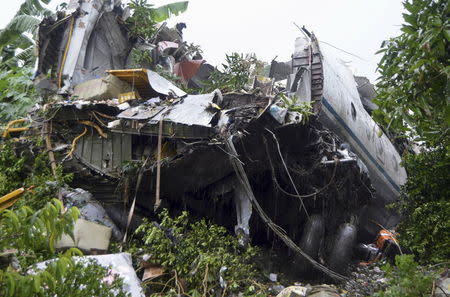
0 140 72 209
0 148 129 296
374 255 435 297
374 0 450 264
0 67 37 122
127 0 188 40
1 257 129 297
395 148 450 263
203 53 266 93
0 199 79 268
373 0 449 148
0 0 53 69
133 210 267 297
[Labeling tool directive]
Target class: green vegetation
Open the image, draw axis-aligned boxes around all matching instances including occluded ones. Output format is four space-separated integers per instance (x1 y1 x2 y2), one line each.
203 53 266 93
395 148 449 263
374 255 435 297
0 0 53 70
279 94 314 124
373 0 449 148
0 142 129 296
1 257 129 297
0 140 72 210
373 2 448 295
0 199 79 268
374 0 450 265
127 0 188 40
131 209 267 297
0 67 37 122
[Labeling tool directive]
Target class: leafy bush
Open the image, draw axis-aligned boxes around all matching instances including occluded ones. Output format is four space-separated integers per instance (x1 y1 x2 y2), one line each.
126 0 188 40
126 0 158 40
279 94 314 123
374 0 449 266
0 140 73 210
0 199 79 268
0 67 37 122
0 190 129 297
133 209 267 296
0 143 27 196
374 255 435 297
373 0 449 147
203 53 265 93
0 255 130 297
395 148 450 263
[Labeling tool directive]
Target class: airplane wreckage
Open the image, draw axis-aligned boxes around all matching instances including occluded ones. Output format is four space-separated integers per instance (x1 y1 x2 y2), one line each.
22 0 406 280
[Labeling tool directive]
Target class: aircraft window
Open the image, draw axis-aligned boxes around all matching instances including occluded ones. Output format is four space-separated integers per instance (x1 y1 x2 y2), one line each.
351 102 357 121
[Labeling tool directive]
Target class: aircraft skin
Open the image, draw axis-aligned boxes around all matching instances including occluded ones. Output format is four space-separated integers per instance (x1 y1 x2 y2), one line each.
291 36 407 229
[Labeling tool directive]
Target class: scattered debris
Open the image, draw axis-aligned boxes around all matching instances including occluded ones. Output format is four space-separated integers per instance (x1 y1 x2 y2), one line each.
62 188 123 240
276 285 342 297
276 285 308 297
23 0 411 293
435 270 450 297
141 262 165 281
341 265 388 297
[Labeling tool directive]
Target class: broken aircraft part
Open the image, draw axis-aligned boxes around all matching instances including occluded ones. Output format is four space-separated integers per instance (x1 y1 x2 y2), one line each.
33 2 407 280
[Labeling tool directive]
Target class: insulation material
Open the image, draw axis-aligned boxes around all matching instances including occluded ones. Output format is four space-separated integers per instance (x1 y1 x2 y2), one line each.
73 74 132 101
56 218 112 252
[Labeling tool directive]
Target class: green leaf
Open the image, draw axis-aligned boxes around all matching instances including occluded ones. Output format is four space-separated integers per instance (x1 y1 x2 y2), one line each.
149 1 188 23
443 29 450 42
401 25 416 35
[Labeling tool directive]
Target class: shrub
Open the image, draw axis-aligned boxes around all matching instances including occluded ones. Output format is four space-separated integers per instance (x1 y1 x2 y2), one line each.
133 209 267 296
396 148 450 263
0 256 129 297
374 255 435 297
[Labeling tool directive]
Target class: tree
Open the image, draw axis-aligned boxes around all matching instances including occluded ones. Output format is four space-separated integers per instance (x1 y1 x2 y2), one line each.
0 0 54 69
374 0 450 263
373 0 449 148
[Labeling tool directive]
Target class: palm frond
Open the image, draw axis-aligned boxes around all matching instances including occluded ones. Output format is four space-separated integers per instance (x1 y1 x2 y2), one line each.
15 34 35 50
18 0 53 18
2 47 36 70
149 1 188 23
0 15 40 48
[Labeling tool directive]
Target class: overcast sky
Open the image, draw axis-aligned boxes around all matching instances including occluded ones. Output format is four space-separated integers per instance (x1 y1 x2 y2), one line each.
0 0 405 82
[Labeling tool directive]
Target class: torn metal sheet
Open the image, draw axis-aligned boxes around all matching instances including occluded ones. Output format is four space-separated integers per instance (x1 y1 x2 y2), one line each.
108 68 187 98
234 180 252 246
188 63 214 89
117 105 166 120
151 89 222 126
59 1 102 92
147 69 187 97
113 90 222 138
